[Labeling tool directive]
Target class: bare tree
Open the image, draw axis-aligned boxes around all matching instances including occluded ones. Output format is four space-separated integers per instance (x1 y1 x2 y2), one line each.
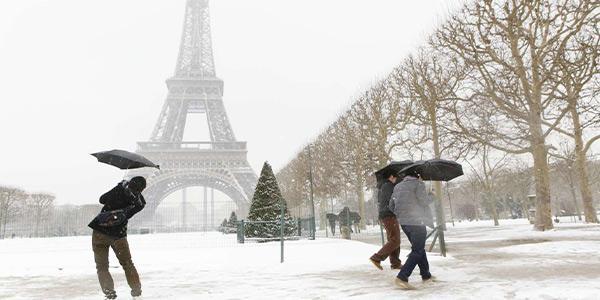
466 145 511 226
335 112 369 229
0 187 27 239
391 47 471 160
550 143 586 220
449 178 482 221
549 14 600 223
277 150 311 218
436 0 596 230
509 163 535 219
28 193 55 237
388 46 471 240
352 81 412 168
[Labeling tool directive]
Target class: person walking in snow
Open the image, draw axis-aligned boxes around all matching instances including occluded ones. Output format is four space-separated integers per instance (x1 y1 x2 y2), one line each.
388 170 435 290
338 206 353 234
88 176 147 299
326 213 338 236
369 172 402 270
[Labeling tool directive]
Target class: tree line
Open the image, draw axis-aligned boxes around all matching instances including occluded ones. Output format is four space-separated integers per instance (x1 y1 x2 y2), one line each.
276 0 599 231
0 185 101 238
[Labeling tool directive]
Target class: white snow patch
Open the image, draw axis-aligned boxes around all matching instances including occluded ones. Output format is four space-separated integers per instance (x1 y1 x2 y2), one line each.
1 219 599 299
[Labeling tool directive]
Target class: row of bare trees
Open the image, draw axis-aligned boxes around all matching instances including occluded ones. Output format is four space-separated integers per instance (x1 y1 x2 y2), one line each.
450 156 600 223
0 186 55 238
0 185 99 238
0 185 105 239
276 0 599 231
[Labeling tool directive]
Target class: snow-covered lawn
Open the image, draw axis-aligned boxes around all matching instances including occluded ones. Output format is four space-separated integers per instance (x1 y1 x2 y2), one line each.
1 219 599 299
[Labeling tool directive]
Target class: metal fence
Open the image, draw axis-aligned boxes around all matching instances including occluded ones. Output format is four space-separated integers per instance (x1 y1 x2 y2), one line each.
0 182 440 254
0 204 101 239
0 185 320 255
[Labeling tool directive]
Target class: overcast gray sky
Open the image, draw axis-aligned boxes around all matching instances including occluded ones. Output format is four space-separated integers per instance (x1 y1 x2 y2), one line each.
0 0 464 205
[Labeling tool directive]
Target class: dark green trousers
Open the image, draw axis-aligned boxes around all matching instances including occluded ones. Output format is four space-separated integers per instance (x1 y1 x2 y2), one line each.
92 230 141 296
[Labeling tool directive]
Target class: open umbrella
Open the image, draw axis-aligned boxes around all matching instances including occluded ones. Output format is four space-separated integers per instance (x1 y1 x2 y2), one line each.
374 160 414 184
91 149 160 170
398 159 463 181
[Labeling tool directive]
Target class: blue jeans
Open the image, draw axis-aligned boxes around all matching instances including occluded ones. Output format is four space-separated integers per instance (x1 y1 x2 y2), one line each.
397 225 431 281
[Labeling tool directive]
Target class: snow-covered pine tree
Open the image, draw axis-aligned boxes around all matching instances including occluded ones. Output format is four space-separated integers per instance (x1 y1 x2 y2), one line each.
228 211 238 227
219 218 228 233
245 161 296 238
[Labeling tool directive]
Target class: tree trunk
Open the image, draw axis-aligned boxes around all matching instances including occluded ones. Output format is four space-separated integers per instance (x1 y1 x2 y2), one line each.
371 194 378 225
319 197 327 230
490 194 500 226
433 181 445 228
566 170 582 221
531 136 554 230
482 147 499 226
356 182 366 230
571 107 599 223
521 199 530 221
430 107 447 230
471 182 480 221
474 199 480 221
428 108 446 255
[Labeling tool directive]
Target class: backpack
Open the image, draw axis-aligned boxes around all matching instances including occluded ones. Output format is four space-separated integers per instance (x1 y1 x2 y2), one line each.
94 209 127 227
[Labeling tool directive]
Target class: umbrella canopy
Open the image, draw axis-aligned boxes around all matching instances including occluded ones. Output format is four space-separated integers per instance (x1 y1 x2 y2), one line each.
398 159 463 181
374 160 414 183
91 149 160 170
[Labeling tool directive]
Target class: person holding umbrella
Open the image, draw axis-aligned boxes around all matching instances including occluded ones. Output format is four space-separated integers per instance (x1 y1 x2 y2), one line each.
88 176 147 299
389 158 463 289
389 168 435 290
89 149 159 299
369 160 413 270
369 170 402 270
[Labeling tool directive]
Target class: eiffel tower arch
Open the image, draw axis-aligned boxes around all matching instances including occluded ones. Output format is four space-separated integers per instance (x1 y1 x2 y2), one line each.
129 0 257 227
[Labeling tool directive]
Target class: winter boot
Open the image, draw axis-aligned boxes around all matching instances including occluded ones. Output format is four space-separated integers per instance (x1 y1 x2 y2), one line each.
131 289 142 297
394 277 416 290
104 290 117 299
390 263 402 270
369 257 383 270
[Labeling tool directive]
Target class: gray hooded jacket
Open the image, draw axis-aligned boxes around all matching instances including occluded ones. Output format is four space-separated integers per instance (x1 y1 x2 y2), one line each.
388 176 434 227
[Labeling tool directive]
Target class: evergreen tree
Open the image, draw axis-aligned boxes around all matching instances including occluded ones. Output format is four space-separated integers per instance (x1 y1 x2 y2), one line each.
246 162 296 238
228 211 238 227
219 218 228 232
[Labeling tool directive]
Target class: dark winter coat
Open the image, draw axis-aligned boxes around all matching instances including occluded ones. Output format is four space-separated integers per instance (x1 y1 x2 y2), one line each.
378 181 396 220
388 176 434 227
88 181 146 238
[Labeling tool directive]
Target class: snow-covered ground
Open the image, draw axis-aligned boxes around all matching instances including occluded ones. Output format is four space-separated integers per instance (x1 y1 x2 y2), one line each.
1 218 599 299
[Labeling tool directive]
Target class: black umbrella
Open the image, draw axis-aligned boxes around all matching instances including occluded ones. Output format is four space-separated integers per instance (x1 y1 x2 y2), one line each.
91 149 160 170
398 159 463 181
374 160 414 184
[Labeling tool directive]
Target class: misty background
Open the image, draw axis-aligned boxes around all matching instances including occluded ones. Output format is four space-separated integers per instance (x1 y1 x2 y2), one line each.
0 0 464 205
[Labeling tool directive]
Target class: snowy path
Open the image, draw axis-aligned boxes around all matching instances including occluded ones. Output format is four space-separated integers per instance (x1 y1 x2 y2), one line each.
1 219 599 299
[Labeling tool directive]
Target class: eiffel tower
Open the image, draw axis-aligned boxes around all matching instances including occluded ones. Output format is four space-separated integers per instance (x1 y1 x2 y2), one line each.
129 0 257 227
